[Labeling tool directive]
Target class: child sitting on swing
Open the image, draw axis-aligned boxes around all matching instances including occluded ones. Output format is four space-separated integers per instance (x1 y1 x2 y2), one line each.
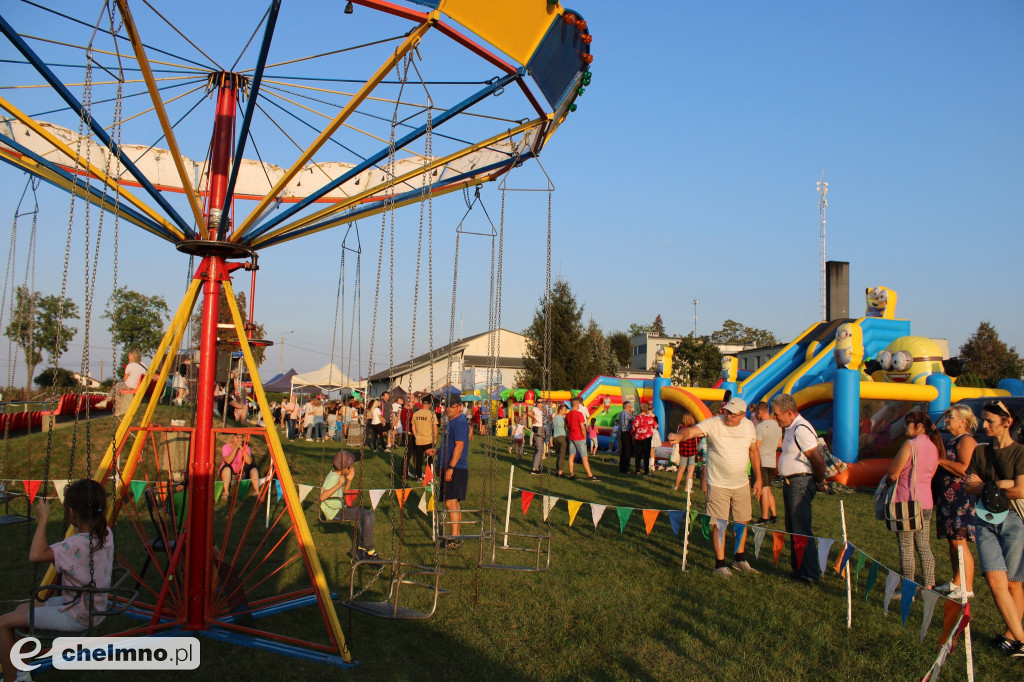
1 479 114 682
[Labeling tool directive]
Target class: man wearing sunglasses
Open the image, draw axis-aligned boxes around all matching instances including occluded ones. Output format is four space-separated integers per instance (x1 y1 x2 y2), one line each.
964 400 1024 659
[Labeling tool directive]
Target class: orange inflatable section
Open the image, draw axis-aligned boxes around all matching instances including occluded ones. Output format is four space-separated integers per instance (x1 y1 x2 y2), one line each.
829 457 891 487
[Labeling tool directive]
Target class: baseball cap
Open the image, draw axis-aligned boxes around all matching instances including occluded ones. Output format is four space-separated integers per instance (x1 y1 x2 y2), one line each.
333 450 361 469
975 481 1009 525
446 396 463 407
722 397 747 414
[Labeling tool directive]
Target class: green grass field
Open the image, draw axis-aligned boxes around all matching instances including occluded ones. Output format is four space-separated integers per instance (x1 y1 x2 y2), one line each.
0 409 1017 680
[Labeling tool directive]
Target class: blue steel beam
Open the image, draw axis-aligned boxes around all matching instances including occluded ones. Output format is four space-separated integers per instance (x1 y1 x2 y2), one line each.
0 13 197 239
238 69 524 245
215 0 282 240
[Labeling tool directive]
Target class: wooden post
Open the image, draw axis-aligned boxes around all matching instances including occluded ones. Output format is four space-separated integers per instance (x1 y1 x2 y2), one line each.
840 500 852 628
502 464 514 548
958 544 973 681
681 477 693 572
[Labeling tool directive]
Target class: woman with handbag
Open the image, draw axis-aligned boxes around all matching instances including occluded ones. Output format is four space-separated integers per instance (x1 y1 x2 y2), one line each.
934 404 978 599
884 410 942 588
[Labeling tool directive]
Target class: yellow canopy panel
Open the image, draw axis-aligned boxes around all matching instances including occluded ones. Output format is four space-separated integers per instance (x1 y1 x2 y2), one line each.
439 0 559 65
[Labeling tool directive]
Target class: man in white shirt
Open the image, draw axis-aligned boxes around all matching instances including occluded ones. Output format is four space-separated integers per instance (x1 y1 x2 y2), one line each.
771 392 827 584
669 397 761 576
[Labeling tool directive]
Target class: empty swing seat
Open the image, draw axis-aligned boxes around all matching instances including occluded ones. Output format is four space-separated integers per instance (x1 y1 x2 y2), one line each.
342 559 447 620
477 531 552 573
0 484 30 526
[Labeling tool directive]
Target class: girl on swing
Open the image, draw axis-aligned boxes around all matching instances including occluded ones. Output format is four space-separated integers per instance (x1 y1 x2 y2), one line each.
1 479 114 682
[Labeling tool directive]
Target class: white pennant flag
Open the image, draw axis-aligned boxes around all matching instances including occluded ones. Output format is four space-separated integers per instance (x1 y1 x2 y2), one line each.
715 518 727 545
883 570 902 615
816 538 835 575
297 484 314 503
919 590 941 641
368 489 386 510
591 503 606 529
542 496 559 521
417 490 429 515
258 476 269 487
52 479 69 504
752 525 766 559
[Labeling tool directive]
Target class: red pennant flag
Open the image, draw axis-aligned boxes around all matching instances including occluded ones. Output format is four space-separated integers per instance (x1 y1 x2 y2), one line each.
642 509 660 535
344 489 360 507
423 467 433 486
394 488 412 507
772 532 785 565
23 480 42 504
939 601 970 650
793 535 808 571
833 542 847 577
521 490 536 516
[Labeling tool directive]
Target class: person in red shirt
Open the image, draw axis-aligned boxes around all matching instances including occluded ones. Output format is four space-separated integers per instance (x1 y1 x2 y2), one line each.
565 398 600 481
631 403 656 475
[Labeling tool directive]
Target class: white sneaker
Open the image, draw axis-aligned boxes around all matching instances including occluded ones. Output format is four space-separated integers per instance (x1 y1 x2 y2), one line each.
947 586 974 600
731 560 759 574
934 582 952 594
712 566 733 577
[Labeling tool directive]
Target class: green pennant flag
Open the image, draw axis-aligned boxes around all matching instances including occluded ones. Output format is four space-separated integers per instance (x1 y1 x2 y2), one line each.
700 515 711 541
172 491 186 519
214 481 224 502
853 550 868 586
239 479 251 499
689 510 698 528
864 561 879 601
130 480 147 504
616 507 634 533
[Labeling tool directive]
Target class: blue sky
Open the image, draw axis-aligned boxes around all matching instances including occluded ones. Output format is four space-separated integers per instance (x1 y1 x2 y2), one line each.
0 1 1021 386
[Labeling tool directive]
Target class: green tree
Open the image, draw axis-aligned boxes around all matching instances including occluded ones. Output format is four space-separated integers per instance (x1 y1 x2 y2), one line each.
4 286 78 393
670 334 723 387
710 319 779 348
104 286 170 366
627 322 651 338
189 289 268 368
650 314 666 336
34 366 78 389
581 319 618 380
959 321 1024 387
517 279 592 390
606 330 631 368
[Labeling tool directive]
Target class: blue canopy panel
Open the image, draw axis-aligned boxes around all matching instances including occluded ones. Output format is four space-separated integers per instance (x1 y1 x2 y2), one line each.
405 0 441 7
527 9 590 109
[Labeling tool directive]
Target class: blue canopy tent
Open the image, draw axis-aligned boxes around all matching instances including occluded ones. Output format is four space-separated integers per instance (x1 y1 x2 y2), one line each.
263 369 298 393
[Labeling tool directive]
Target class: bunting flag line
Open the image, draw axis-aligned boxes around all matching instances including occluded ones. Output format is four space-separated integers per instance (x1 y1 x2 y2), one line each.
417 490 428 515
131 480 148 504
816 538 835 575
793 535 808 571
667 510 684 537
172 491 185 519
732 522 744 555
23 480 41 504
617 507 634 533
883 570 901 615
715 518 726 546
591 503 606 529
699 515 710 541
213 481 224 503
853 550 868 586
522 491 536 516
394 488 412 507
543 496 559 521
920 590 940 641
900 579 918 625
423 467 433 486
368 489 385 510
275 480 283 502
771 531 785 565
864 562 879 601
839 543 856 573
238 480 251 499
297 484 313 503
752 525 766 559
567 500 583 527
52 479 68 504
344 489 360 507
426 491 435 512
643 509 660 535
939 601 970 650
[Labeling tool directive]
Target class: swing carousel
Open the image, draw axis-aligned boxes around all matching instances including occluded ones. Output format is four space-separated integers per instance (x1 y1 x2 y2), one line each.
0 0 591 669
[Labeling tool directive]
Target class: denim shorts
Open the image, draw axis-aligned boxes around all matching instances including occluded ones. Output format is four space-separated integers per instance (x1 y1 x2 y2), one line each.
33 596 88 631
679 456 696 467
974 510 1024 581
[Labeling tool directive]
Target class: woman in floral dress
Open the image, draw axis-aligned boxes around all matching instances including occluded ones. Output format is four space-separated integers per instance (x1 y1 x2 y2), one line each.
934 404 978 599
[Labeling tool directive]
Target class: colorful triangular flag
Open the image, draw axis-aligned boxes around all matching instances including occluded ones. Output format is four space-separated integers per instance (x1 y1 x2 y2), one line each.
172 491 185 519
853 550 868 586
52 479 68 504
567 500 583 527
900 579 918 625
772 531 785 565
131 480 148 504
883 570 901 615
752 525 766 559
542 496 559 521
275 480 283 502
939 601 970 650
522 490 536 516
368 489 385 510
667 510 684 537
732 522 745 555
642 510 660 535
617 507 634 533
715 519 727 546
920 590 940 641
423 467 433 486
394 488 412 507
816 538 835 575
590 503 606 528
297 484 313 503
864 562 879 601
839 543 856 573
427 491 435 512
23 480 41 504
344 489 360 507
213 481 224 503
417 490 428 515
793 535 808 571
700 515 711 541
238 479 251 499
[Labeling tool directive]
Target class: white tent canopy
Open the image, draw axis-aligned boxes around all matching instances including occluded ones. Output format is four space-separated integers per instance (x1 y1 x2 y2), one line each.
290 363 357 393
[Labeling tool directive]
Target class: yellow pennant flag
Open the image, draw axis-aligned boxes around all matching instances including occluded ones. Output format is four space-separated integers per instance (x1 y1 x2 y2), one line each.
567 500 582 526
427 491 435 511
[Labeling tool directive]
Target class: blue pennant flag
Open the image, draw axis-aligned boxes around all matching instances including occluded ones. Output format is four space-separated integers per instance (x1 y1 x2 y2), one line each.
667 510 685 537
900 579 918 625
733 522 746 555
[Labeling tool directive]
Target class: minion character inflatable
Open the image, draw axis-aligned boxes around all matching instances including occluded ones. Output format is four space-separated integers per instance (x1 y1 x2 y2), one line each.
833 322 864 371
866 336 945 384
865 286 898 319
720 355 738 383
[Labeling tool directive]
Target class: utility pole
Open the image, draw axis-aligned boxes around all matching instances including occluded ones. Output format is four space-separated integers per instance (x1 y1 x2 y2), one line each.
817 171 829 322
279 330 293 374
692 299 698 337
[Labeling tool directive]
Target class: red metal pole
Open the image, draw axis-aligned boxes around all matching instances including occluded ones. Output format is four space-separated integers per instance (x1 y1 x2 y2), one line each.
207 75 238 219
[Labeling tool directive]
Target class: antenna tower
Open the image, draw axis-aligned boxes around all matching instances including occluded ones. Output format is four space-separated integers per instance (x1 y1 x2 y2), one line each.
817 171 828 321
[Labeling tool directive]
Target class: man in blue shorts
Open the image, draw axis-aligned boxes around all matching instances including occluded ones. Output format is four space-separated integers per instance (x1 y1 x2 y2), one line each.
427 396 470 548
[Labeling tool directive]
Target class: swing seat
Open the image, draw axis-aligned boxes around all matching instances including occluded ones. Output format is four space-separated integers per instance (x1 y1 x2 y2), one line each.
0 486 30 526
434 507 488 541
16 565 142 640
342 559 446 620
477 531 552 572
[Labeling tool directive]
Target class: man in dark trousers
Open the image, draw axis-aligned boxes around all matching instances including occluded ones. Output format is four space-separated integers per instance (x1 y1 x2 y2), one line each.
380 390 393 453
617 401 635 474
